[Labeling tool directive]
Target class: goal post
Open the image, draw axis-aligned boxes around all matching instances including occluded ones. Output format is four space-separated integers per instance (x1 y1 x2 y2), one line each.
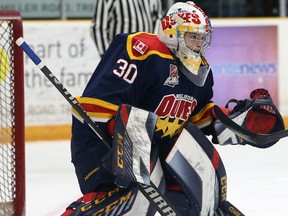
0 11 25 216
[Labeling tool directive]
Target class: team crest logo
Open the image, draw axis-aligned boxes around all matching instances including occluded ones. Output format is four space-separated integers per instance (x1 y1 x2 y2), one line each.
164 64 179 87
133 40 148 54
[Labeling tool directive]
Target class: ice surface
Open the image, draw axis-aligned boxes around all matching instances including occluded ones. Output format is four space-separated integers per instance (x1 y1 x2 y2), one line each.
26 137 288 215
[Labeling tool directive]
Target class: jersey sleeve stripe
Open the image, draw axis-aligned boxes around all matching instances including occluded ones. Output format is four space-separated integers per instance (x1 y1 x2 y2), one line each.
189 102 215 127
72 97 119 123
76 97 119 111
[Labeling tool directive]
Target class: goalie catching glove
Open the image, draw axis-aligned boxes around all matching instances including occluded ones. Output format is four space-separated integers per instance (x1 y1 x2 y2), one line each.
213 88 285 148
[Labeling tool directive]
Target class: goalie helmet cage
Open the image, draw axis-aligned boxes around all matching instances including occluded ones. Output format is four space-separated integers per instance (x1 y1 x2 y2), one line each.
0 11 25 216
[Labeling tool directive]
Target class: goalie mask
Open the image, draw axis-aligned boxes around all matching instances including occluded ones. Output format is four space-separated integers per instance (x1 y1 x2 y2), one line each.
158 1 213 86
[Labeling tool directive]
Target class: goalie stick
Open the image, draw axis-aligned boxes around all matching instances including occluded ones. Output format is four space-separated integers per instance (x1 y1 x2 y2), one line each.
16 37 180 216
214 105 288 146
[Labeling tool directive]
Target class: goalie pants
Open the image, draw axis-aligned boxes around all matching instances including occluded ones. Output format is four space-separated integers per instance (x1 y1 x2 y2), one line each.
71 137 117 194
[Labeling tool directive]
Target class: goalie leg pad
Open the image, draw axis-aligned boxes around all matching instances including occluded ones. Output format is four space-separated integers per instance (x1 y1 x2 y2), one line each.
166 122 244 215
165 122 218 215
61 186 138 216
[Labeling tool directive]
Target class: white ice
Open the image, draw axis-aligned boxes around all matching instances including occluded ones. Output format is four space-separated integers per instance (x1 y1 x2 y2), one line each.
26 137 288 216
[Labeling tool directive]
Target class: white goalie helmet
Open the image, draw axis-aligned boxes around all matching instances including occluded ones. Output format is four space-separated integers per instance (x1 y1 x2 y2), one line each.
158 1 213 86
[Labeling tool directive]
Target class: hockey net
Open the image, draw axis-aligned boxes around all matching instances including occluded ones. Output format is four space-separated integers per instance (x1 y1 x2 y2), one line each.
0 11 25 216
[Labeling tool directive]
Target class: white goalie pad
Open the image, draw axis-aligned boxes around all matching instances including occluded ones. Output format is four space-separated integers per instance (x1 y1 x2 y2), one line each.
125 158 166 216
113 104 158 186
166 126 218 216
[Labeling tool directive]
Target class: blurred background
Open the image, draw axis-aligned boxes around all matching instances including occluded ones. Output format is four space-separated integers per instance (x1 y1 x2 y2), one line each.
1 1 288 215
0 0 287 19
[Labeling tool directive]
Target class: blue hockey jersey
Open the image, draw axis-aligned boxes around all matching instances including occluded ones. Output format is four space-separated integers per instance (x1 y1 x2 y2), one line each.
71 32 216 193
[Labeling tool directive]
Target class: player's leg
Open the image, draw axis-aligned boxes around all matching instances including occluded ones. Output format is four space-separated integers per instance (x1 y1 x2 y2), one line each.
164 122 244 216
62 144 165 216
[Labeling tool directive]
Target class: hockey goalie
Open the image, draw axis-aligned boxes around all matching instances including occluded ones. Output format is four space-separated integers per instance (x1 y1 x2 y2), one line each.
60 2 285 216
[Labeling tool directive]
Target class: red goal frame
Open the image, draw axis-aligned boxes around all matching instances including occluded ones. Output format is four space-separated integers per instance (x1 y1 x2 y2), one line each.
0 10 25 216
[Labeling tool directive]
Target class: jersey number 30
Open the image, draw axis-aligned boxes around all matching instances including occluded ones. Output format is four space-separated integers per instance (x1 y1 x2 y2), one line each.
113 59 138 84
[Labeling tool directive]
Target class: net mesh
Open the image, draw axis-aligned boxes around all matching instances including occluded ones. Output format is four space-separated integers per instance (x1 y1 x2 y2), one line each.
0 20 16 215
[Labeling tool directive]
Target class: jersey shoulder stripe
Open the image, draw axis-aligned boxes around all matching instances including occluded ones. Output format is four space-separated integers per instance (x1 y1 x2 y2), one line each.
126 32 173 60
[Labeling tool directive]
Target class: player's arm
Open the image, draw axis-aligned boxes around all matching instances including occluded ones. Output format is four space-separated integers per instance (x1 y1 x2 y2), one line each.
188 101 230 141
73 33 161 143
73 32 172 151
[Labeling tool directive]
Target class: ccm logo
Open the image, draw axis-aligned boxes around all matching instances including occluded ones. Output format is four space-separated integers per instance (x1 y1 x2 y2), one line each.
116 133 124 169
